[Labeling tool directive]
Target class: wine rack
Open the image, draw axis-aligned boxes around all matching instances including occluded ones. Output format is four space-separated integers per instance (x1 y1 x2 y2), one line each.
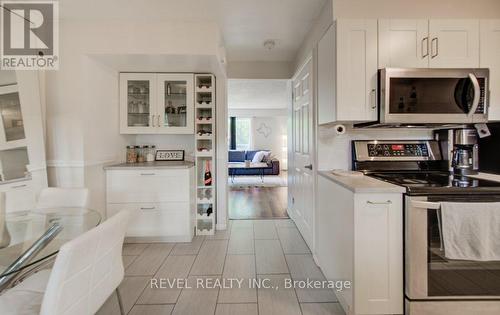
194 74 215 235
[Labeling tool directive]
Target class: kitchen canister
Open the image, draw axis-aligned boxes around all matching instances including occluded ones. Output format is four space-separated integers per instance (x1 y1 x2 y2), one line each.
126 145 137 163
145 145 156 162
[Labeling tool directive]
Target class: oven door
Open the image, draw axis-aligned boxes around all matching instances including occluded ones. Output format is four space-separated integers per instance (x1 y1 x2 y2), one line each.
405 195 500 300
380 68 489 125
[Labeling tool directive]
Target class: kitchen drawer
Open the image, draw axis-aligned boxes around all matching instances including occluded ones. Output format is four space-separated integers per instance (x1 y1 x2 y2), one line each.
0 179 35 213
106 169 190 203
107 202 192 237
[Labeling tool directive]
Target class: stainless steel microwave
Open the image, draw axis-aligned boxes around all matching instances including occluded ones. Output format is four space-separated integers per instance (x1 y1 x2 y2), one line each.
356 68 489 127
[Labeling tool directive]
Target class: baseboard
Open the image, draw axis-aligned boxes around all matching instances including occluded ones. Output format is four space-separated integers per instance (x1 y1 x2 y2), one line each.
125 235 193 243
216 223 227 230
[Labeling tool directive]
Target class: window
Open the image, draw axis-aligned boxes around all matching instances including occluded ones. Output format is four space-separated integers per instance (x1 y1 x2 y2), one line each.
228 117 252 150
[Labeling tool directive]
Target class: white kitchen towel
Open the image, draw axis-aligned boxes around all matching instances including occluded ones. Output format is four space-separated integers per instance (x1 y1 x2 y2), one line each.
441 202 500 261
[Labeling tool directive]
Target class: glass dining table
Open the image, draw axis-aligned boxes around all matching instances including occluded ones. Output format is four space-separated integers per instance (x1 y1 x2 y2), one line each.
0 207 101 290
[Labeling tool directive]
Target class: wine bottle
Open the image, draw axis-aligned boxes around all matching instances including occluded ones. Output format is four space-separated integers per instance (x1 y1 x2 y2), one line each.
204 160 212 186
206 205 213 216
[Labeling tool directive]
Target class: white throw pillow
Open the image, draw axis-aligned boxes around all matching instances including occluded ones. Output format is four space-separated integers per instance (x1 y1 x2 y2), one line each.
252 151 266 163
262 151 272 162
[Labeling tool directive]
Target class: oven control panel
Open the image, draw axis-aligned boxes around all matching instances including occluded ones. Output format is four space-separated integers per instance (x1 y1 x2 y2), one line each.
367 143 429 157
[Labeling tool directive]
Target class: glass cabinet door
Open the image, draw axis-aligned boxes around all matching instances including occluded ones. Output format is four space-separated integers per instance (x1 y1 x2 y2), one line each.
0 85 25 144
120 73 156 133
157 74 194 134
126 80 152 127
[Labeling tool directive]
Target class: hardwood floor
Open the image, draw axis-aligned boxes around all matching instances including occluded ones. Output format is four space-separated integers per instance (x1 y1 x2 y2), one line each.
229 186 288 219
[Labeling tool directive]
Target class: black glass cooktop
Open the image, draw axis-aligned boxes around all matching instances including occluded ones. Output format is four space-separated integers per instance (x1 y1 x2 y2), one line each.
368 172 500 195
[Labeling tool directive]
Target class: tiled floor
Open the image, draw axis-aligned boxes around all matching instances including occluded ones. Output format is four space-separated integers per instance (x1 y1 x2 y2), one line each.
97 219 345 315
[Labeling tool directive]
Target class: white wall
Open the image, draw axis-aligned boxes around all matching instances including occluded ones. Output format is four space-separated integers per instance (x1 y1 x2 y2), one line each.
45 19 225 217
228 79 289 109
0 71 17 85
294 0 333 72
252 116 288 169
227 61 293 79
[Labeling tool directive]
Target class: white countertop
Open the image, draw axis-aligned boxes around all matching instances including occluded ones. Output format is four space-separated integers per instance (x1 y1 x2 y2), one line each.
469 172 500 183
104 161 195 170
318 170 406 193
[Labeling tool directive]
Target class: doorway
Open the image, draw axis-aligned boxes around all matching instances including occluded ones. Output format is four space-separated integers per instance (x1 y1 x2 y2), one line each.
227 79 289 220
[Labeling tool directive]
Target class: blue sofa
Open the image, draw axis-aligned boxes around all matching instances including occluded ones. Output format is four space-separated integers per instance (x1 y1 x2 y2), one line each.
228 150 280 176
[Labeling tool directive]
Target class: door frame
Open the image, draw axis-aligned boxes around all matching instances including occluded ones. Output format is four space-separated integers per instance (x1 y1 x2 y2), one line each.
289 53 317 253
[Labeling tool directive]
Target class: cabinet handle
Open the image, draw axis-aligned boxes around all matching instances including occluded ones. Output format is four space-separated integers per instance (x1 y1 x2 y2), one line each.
140 206 156 210
11 184 27 189
370 89 377 109
431 38 438 58
367 200 392 205
421 37 429 58
140 173 155 176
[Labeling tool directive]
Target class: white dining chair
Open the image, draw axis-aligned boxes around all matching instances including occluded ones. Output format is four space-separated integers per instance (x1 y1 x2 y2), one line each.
36 187 90 209
0 209 134 315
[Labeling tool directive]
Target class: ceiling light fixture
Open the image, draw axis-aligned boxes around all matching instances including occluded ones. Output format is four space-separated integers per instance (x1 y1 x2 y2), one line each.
263 39 276 50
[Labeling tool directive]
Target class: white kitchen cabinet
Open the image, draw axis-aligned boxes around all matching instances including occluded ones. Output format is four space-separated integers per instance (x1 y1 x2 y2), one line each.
480 20 500 121
106 166 195 242
317 23 336 125
428 19 480 68
317 19 378 125
0 71 47 212
378 19 429 68
120 73 156 134
0 84 27 150
316 175 403 315
157 74 194 134
119 73 194 134
379 19 480 69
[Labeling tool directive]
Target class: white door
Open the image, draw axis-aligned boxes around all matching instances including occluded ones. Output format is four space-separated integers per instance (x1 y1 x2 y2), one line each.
157 73 194 134
378 19 429 68
290 57 314 249
429 19 480 68
336 19 378 122
120 73 156 134
480 20 500 121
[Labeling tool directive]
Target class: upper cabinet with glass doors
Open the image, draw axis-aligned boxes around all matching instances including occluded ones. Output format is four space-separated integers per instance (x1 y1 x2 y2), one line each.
0 84 26 149
120 73 194 134
157 74 194 134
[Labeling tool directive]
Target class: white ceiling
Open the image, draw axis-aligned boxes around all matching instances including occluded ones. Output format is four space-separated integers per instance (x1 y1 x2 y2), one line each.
59 0 327 62
228 79 289 109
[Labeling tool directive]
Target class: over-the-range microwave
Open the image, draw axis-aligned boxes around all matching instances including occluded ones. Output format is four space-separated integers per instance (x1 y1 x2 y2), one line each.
355 68 489 128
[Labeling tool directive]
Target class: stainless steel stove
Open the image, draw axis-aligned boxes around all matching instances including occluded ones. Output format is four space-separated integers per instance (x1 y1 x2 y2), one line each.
352 140 500 195
352 140 500 315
